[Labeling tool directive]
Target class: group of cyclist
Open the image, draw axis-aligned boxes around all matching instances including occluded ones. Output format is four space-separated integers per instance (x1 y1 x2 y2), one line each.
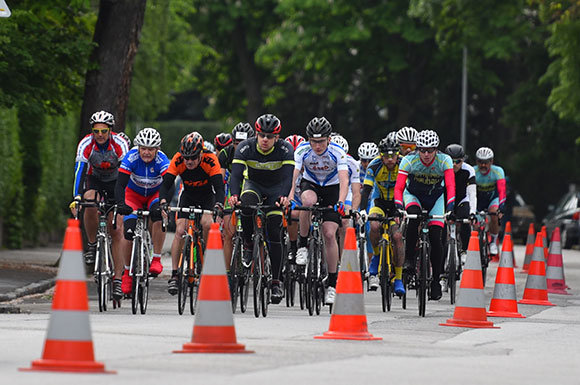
71 109 506 308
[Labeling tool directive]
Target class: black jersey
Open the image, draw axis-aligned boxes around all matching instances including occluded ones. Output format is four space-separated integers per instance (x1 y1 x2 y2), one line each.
229 137 295 199
455 162 476 204
218 144 235 172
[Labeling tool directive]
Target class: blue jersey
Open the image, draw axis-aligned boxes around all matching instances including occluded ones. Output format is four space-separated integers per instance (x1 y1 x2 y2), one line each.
398 152 453 197
119 148 170 196
475 164 506 205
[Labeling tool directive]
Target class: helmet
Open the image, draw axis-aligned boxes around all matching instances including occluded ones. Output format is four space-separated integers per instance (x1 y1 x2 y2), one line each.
89 110 115 127
357 142 379 160
117 132 131 147
232 122 254 141
214 132 233 151
255 114 281 134
285 134 305 150
180 132 204 157
396 126 417 144
134 127 162 147
204 140 215 153
378 132 399 153
330 134 349 153
475 147 494 161
445 144 465 159
306 117 332 138
415 130 440 148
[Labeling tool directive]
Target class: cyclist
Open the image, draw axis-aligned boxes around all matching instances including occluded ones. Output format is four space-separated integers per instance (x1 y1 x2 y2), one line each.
219 122 255 270
159 132 225 295
115 127 170 295
70 110 129 299
214 132 233 152
228 114 294 304
285 134 306 258
394 130 455 301
358 142 379 183
444 144 477 260
330 134 361 255
117 132 132 148
359 132 406 295
474 146 506 255
289 117 349 305
396 126 418 156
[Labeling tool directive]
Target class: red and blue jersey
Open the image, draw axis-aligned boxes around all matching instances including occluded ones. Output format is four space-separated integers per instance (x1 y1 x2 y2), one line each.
119 148 170 197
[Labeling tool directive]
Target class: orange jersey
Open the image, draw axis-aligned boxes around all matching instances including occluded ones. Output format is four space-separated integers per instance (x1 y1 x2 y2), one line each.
167 150 221 191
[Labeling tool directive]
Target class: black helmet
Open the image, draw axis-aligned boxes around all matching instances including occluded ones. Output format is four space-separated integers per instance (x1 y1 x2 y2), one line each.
378 132 399 153
445 143 465 159
306 117 332 138
180 132 204 157
255 114 281 134
214 132 233 151
232 122 254 141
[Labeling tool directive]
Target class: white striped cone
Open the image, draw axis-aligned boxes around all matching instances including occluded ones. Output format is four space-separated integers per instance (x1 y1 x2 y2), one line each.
518 233 555 306
546 228 570 295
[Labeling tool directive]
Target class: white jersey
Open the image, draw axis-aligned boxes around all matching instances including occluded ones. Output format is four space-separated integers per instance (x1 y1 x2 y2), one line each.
345 154 360 204
294 142 348 186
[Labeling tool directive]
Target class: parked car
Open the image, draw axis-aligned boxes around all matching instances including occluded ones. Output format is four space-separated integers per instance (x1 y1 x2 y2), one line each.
504 192 536 244
542 190 580 249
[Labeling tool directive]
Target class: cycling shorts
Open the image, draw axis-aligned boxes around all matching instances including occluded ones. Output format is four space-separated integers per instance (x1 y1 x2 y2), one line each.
299 179 340 225
477 196 499 212
85 175 116 201
176 190 215 220
403 189 445 227
124 188 160 222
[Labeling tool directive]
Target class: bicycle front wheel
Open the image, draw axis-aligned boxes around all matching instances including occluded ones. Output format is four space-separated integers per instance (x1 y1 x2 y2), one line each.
379 241 392 312
190 242 203 315
130 237 142 315
252 237 262 318
448 239 458 305
177 243 190 315
139 248 150 315
260 242 271 318
418 240 429 317
230 237 242 312
95 240 106 312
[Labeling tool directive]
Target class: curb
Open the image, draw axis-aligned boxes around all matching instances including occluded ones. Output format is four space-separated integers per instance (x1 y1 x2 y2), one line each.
0 277 57 303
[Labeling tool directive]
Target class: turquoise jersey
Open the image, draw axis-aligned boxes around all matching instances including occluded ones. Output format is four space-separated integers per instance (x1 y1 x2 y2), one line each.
398 152 453 197
475 164 505 207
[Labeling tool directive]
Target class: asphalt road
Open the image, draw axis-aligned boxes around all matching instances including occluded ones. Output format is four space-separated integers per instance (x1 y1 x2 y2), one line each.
1 244 579 384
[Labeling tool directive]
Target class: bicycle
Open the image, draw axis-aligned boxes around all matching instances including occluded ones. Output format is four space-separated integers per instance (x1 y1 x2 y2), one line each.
292 203 335 316
127 209 153 315
169 206 212 315
403 211 446 317
223 207 251 313
476 210 499 284
367 214 398 312
77 198 119 312
344 211 369 290
442 217 471 305
280 213 298 308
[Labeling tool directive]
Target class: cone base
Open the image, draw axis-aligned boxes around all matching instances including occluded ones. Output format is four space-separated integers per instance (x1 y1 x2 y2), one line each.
440 318 499 329
20 359 115 374
174 342 253 354
314 331 382 341
548 288 570 295
518 299 555 306
487 310 525 318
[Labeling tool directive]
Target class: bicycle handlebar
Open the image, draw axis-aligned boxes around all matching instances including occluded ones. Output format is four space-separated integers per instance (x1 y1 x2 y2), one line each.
168 206 214 215
292 205 336 213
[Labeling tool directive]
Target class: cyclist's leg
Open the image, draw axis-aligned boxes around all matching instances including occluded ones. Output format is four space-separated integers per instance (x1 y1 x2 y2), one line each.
455 201 470 254
296 181 318 264
367 202 385 290
148 196 165 274
320 184 341 291
488 198 500 247
427 194 445 300
222 213 235 267
82 188 99 243
403 190 422 271
171 218 187 271
239 180 261 265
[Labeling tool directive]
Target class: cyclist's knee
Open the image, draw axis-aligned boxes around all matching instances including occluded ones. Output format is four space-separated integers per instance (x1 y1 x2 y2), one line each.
123 218 136 241
300 190 317 206
392 230 403 245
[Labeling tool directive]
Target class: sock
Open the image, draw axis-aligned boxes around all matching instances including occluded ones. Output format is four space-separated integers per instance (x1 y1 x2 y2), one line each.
395 266 402 280
290 240 298 253
124 265 130 271
153 253 161 259
171 269 177 277
328 273 338 287
299 236 308 249
369 255 379 276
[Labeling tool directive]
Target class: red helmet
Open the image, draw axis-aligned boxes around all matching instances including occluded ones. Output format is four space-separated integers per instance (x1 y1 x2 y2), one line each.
214 132 233 151
285 134 305 150
255 114 281 134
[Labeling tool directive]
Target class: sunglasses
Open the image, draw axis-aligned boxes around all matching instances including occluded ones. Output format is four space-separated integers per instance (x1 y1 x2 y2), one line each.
183 154 199 161
92 128 110 135
418 148 437 154
309 138 328 145
477 160 491 165
257 132 276 140
400 143 416 150
381 151 399 159
453 159 463 164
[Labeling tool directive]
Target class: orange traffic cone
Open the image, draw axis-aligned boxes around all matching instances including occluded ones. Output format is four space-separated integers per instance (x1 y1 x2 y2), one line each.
441 231 498 328
487 234 525 318
174 223 253 353
504 221 518 268
541 226 549 262
518 233 555 306
546 228 570 295
315 227 381 340
521 224 535 272
21 219 114 373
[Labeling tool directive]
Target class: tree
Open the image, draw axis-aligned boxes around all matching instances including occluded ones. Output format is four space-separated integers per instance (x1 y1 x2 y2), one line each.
80 0 147 137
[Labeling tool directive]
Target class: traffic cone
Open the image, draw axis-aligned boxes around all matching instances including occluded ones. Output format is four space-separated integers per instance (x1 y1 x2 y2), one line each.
174 223 253 353
518 233 555 306
521 224 535 272
20 219 114 373
441 231 498 328
541 226 549 262
487 234 525 318
315 227 382 340
546 228 570 295
504 221 518 268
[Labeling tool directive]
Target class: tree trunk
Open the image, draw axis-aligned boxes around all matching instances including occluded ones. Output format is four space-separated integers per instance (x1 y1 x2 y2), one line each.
231 19 263 123
80 0 147 138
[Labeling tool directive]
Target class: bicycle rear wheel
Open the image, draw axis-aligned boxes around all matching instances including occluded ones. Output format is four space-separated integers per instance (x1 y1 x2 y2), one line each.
358 237 367 287
240 267 250 313
230 237 242 312
418 240 428 317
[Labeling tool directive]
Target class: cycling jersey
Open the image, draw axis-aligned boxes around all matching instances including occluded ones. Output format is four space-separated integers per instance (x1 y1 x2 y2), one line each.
218 145 235 173
159 149 225 205
454 161 477 214
117 148 170 198
230 137 295 199
345 154 361 205
73 133 129 197
361 156 399 206
475 164 506 209
294 142 348 186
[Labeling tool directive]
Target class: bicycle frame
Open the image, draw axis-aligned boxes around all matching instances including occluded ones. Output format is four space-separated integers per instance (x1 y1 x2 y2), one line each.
129 209 152 315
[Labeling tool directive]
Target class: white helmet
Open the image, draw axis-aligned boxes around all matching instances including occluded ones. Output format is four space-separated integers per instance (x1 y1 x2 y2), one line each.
475 147 494 161
134 127 162 148
330 134 349 153
204 140 215 153
358 142 379 160
396 126 417 144
117 132 131 147
415 130 440 148
89 110 115 127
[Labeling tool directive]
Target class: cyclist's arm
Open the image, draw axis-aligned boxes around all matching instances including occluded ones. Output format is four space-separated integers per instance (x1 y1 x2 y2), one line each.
72 160 88 198
288 167 301 199
210 174 226 205
351 182 361 211
444 168 456 210
278 162 295 199
159 172 177 203
114 171 130 204
394 172 408 208
229 161 245 197
338 169 349 203
497 177 506 209
467 183 477 215
359 184 373 211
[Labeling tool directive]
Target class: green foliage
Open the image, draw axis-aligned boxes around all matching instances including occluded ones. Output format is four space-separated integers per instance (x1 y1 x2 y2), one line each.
0 109 24 248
